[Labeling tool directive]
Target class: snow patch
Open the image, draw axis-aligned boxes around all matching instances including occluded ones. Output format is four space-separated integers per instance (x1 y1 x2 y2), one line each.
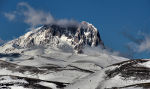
38 82 57 89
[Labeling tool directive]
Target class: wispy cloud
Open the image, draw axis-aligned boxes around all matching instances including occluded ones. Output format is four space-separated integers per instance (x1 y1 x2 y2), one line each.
4 13 15 21
18 2 54 27
125 31 150 53
83 45 120 56
136 35 150 52
120 30 150 58
4 2 78 28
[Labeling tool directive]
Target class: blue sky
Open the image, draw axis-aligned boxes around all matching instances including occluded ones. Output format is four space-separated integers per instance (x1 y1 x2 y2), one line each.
0 0 150 59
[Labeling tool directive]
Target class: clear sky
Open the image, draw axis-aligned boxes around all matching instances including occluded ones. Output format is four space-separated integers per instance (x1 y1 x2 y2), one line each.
0 0 150 59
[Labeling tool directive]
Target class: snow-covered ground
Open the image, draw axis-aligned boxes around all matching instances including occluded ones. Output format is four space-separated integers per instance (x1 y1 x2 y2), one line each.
0 44 130 89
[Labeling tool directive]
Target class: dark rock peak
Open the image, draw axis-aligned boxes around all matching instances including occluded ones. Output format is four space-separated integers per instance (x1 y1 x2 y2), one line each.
41 21 105 47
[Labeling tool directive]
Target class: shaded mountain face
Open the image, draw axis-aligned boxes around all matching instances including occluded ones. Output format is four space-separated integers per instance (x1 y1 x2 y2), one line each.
4 21 104 53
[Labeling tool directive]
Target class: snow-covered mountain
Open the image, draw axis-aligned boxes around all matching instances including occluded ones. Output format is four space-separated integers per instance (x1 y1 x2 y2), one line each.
0 21 104 54
0 21 150 89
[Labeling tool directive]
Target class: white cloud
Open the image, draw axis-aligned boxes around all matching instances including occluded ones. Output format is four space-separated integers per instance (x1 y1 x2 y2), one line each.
18 2 54 27
56 19 78 26
4 2 78 27
4 13 15 21
83 45 120 56
127 32 150 53
137 36 150 52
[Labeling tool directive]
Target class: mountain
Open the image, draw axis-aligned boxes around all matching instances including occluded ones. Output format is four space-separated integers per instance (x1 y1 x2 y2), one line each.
0 21 104 54
0 21 150 89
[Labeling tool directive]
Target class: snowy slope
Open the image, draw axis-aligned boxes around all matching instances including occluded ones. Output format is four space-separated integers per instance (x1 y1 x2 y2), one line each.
66 59 150 89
